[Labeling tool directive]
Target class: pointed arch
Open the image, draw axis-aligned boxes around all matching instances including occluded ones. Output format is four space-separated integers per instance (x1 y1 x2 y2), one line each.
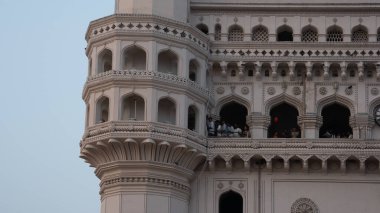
317 94 355 115
188 105 199 132
216 95 251 114
121 45 147 70
157 97 177 125
120 93 145 121
96 96 110 123
264 94 303 115
158 49 179 75
97 48 113 73
189 59 200 82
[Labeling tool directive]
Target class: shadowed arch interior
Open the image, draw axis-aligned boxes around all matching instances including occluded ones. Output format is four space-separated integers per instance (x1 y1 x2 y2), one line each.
319 103 352 138
219 190 243 213
219 102 248 129
268 103 300 138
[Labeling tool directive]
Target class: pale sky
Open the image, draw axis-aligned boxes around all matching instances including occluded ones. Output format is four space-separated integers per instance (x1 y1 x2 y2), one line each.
0 1 113 212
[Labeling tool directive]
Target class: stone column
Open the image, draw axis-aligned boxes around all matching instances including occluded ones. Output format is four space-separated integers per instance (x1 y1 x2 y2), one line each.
247 113 270 139
298 113 323 139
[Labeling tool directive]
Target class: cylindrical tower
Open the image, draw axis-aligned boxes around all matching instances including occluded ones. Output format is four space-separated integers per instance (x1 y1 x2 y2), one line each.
80 1 211 212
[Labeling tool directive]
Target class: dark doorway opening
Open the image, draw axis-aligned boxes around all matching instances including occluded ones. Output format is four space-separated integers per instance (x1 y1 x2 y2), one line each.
319 103 352 138
219 190 243 213
220 102 248 130
268 103 300 138
277 30 293 41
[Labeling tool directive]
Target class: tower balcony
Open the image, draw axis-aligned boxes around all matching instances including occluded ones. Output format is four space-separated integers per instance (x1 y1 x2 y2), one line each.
83 70 213 101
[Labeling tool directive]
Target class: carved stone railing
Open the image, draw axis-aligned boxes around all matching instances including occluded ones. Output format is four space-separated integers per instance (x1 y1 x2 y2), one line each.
81 121 207 151
208 137 380 150
86 14 209 53
85 70 212 99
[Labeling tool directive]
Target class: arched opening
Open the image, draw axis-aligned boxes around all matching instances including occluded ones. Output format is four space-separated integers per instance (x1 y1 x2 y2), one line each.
122 46 146 70
268 103 300 138
188 105 198 132
227 63 238 77
377 28 380 42
326 26 343 42
96 97 109 123
327 156 341 172
228 25 244 41
189 59 199 82
219 102 248 136
121 94 145 121
158 50 178 75
215 24 222 41
157 98 176 125
219 190 243 213
196 23 209 35
301 26 318 42
319 103 352 138
252 25 269 42
351 25 368 42
329 63 340 77
98 49 112 73
277 25 293 41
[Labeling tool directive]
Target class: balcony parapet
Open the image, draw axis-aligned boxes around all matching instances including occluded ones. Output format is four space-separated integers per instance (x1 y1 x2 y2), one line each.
208 137 380 150
83 70 213 101
81 121 207 151
85 14 209 55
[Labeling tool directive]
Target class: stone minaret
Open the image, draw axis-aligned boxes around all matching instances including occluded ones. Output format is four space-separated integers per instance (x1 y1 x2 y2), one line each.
80 0 209 212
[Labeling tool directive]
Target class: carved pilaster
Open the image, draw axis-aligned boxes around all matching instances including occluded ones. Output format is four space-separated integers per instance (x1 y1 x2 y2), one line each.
298 114 323 139
271 61 277 81
247 113 271 139
350 114 375 139
323 61 330 80
340 61 347 81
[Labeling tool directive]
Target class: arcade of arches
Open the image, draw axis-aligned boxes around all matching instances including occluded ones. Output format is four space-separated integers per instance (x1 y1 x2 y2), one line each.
208 101 353 138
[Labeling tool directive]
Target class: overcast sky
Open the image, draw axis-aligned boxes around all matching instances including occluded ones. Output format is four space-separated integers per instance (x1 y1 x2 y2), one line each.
0 1 113 212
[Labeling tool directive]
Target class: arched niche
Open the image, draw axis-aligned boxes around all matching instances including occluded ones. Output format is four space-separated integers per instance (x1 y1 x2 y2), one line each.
122 46 146 70
301 25 318 42
319 103 352 138
157 98 176 125
277 25 293 41
326 25 343 42
188 105 199 132
268 103 300 138
228 25 244 41
121 94 145 121
215 24 222 41
252 25 268 42
96 97 110 123
196 23 209 35
158 50 178 75
189 59 200 82
219 101 248 131
98 49 112 73
351 25 368 42
219 190 243 213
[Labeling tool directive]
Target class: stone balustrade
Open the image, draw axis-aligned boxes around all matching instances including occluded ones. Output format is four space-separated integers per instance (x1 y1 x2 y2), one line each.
84 69 213 99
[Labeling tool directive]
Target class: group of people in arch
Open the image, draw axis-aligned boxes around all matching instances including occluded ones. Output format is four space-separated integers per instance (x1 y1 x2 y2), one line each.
206 101 353 139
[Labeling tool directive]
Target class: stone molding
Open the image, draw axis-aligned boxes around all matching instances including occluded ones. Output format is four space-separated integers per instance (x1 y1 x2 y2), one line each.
86 14 209 55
